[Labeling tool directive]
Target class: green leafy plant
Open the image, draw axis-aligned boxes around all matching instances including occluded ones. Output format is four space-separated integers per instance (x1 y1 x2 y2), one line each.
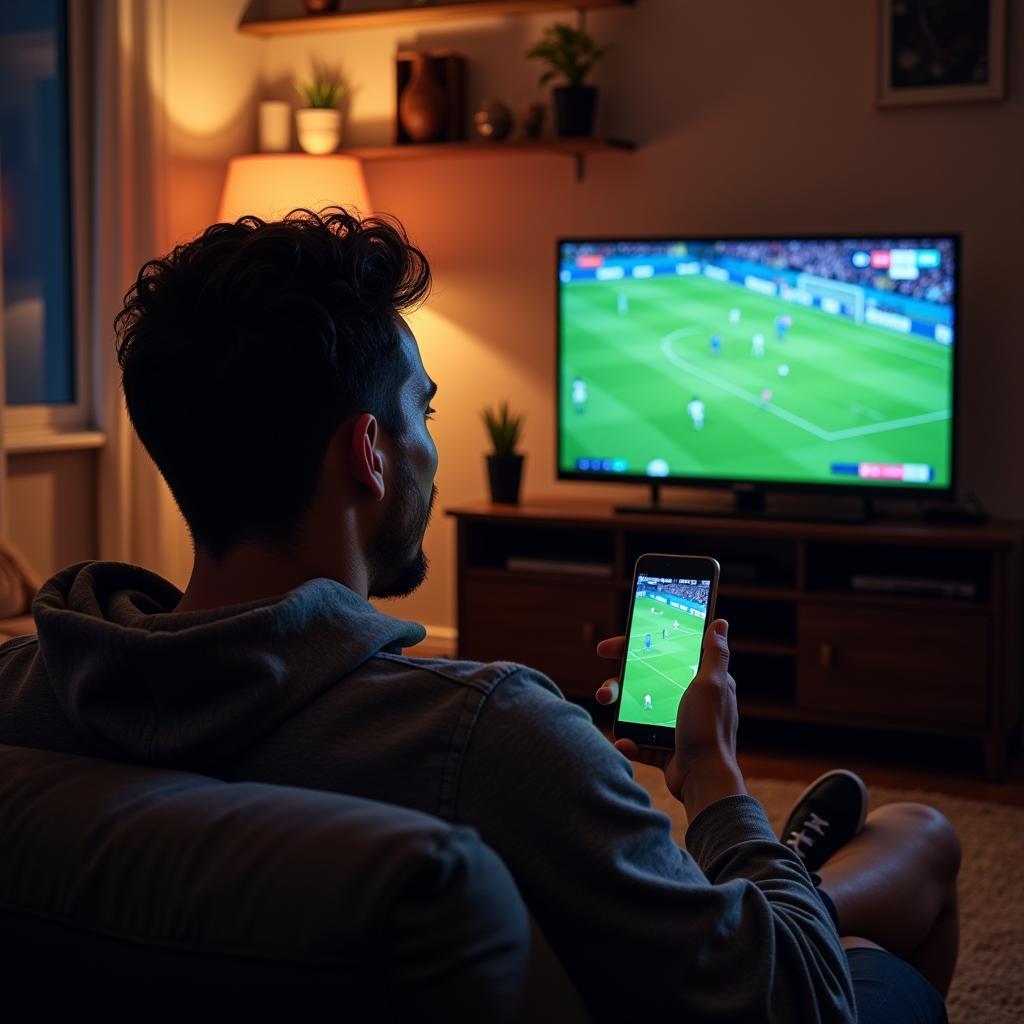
481 402 524 458
525 23 607 87
294 62 347 108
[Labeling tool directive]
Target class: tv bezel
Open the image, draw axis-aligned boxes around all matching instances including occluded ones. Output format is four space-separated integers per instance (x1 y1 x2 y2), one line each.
555 232 960 501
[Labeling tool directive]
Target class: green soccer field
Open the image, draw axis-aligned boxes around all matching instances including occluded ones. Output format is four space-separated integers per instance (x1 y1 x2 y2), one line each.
620 597 705 729
560 275 953 487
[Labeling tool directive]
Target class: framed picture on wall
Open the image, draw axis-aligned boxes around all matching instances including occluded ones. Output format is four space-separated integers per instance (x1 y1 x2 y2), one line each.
876 0 1008 107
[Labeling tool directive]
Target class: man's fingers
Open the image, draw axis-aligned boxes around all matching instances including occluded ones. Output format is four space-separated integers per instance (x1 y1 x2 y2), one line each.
595 678 620 705
596 636 626 660
613 738 671 770
701 618 730 672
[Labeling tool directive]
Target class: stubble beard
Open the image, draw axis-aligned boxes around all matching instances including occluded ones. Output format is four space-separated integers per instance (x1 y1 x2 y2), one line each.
368 452 437 600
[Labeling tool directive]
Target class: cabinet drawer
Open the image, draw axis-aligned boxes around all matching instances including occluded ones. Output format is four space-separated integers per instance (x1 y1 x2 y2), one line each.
460 577 622 697
798 604 988 726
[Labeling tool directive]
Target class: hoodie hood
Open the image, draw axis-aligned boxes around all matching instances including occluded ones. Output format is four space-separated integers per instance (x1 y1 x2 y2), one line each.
31 561 425 768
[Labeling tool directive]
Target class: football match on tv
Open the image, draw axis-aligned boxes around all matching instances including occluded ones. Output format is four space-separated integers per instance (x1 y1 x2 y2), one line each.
619 575 711 730
558 237 955 490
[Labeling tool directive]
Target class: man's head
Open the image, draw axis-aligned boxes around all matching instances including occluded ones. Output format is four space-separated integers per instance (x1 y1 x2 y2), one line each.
115 207 437 598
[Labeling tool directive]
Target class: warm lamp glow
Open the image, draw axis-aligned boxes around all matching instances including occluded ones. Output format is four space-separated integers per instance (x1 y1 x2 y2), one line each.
218 154 371 223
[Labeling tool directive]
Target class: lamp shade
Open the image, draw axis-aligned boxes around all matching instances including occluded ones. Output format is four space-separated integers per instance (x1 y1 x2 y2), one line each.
217 154 371 223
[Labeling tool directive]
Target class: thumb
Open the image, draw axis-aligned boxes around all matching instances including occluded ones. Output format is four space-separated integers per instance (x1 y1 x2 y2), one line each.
702 618 730 673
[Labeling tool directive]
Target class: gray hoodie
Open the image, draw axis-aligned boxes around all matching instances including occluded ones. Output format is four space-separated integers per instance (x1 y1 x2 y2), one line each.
0 560 855 1022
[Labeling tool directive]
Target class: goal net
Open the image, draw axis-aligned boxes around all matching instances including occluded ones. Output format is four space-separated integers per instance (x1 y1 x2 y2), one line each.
795 273 866 324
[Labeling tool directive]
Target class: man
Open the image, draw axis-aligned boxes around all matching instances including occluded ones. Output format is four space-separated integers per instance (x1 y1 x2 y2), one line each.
688 395 706 430
572 375 588 413
0 210 956 1022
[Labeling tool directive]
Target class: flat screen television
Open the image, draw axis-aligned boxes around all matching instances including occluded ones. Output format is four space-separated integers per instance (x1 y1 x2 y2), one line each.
557 235 958 508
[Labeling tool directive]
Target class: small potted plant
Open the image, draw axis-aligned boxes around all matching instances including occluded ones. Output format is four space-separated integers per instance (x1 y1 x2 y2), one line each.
525 23 607 138
482 402 525 504
294 64 347 154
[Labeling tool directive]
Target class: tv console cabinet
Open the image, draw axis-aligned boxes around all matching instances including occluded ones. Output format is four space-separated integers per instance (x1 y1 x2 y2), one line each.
448 501 1023 779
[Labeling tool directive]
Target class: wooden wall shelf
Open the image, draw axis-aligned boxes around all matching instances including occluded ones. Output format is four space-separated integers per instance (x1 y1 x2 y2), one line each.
240 0 634 37
346 137 633 180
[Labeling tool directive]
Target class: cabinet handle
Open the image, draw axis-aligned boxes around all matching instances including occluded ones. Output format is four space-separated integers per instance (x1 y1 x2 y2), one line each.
582 621 595 647
819 643 834 669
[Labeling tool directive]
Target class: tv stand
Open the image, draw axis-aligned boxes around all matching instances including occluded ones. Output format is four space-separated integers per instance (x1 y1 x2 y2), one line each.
615 483 871 523
447 500 1023 778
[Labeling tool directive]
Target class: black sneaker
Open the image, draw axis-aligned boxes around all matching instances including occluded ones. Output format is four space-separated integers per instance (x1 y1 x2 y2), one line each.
779 769 868 871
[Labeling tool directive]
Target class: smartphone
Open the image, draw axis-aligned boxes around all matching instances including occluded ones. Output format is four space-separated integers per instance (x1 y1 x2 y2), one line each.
612 553 720 750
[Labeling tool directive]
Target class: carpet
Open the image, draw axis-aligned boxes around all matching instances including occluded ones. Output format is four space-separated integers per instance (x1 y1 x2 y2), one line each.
632 764 1024 1024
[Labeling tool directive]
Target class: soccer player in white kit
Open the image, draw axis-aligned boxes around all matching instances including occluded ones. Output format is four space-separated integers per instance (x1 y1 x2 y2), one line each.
687 396 705 430
644 694 653 710
752 332 765 357
572 376 588 412
729 307 741 325
617 292 629 315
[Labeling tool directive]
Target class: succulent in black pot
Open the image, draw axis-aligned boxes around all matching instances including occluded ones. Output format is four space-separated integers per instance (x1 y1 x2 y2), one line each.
525 23 607 138
481 402 525 504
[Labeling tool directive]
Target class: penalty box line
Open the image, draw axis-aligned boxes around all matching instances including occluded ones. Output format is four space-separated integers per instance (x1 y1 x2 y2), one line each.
660 330 951 443
629 656 689 692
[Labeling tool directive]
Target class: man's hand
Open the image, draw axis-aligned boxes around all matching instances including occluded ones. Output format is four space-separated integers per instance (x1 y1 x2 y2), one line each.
595 620 746 819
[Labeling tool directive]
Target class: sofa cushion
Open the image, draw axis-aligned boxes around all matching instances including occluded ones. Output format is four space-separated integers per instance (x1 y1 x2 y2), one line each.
0 744 544 1015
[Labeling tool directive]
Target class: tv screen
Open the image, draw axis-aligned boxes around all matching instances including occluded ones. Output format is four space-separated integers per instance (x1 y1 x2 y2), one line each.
557 236 957 494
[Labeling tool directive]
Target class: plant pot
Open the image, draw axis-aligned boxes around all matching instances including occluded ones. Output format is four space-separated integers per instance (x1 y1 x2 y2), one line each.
486 454 524 505
552 85 597 138
296 108 343 155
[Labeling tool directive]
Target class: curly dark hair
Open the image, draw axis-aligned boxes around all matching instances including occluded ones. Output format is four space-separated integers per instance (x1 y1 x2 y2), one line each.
115 207 431 559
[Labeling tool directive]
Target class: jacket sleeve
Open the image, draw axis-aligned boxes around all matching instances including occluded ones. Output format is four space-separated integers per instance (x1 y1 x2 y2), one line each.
454 666 856 1024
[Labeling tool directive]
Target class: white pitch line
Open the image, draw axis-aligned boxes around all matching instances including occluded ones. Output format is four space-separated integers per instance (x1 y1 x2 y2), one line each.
826 409 952 441
631 656 689 691
661 329 951 443
660 330 832 440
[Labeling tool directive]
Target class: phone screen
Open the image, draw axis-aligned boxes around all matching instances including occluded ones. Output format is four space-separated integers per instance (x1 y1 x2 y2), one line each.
618 572 713 729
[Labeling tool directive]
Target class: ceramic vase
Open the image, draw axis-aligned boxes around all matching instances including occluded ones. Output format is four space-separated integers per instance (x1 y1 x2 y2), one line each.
399 54 446 143
473 100 513 141
296 108 343 155
258 101 291 152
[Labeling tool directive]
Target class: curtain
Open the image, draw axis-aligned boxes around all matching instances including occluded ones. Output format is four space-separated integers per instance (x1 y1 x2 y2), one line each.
74 0 192 584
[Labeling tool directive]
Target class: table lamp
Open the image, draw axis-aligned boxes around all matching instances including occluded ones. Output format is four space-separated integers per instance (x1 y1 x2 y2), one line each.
218 153 371 222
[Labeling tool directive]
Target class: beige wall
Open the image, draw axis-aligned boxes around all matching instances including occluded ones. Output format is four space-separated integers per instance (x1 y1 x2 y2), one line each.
7 451 98 578
159 0 1024 631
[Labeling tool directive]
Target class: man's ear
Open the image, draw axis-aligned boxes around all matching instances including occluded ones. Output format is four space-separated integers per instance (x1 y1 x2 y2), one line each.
350 413 386 501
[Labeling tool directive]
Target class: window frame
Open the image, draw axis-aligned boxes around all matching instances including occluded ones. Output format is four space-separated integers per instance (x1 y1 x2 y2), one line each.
3 0 95 447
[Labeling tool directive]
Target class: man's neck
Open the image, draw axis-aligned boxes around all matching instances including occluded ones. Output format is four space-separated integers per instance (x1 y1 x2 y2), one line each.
173 542 368 614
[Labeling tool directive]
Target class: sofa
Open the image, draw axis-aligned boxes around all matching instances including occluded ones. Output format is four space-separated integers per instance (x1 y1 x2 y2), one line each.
0 742 591 1018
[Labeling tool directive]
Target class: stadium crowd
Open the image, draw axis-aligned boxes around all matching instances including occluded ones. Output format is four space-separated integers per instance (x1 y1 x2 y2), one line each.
717 239 954 305
646 581 710 605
